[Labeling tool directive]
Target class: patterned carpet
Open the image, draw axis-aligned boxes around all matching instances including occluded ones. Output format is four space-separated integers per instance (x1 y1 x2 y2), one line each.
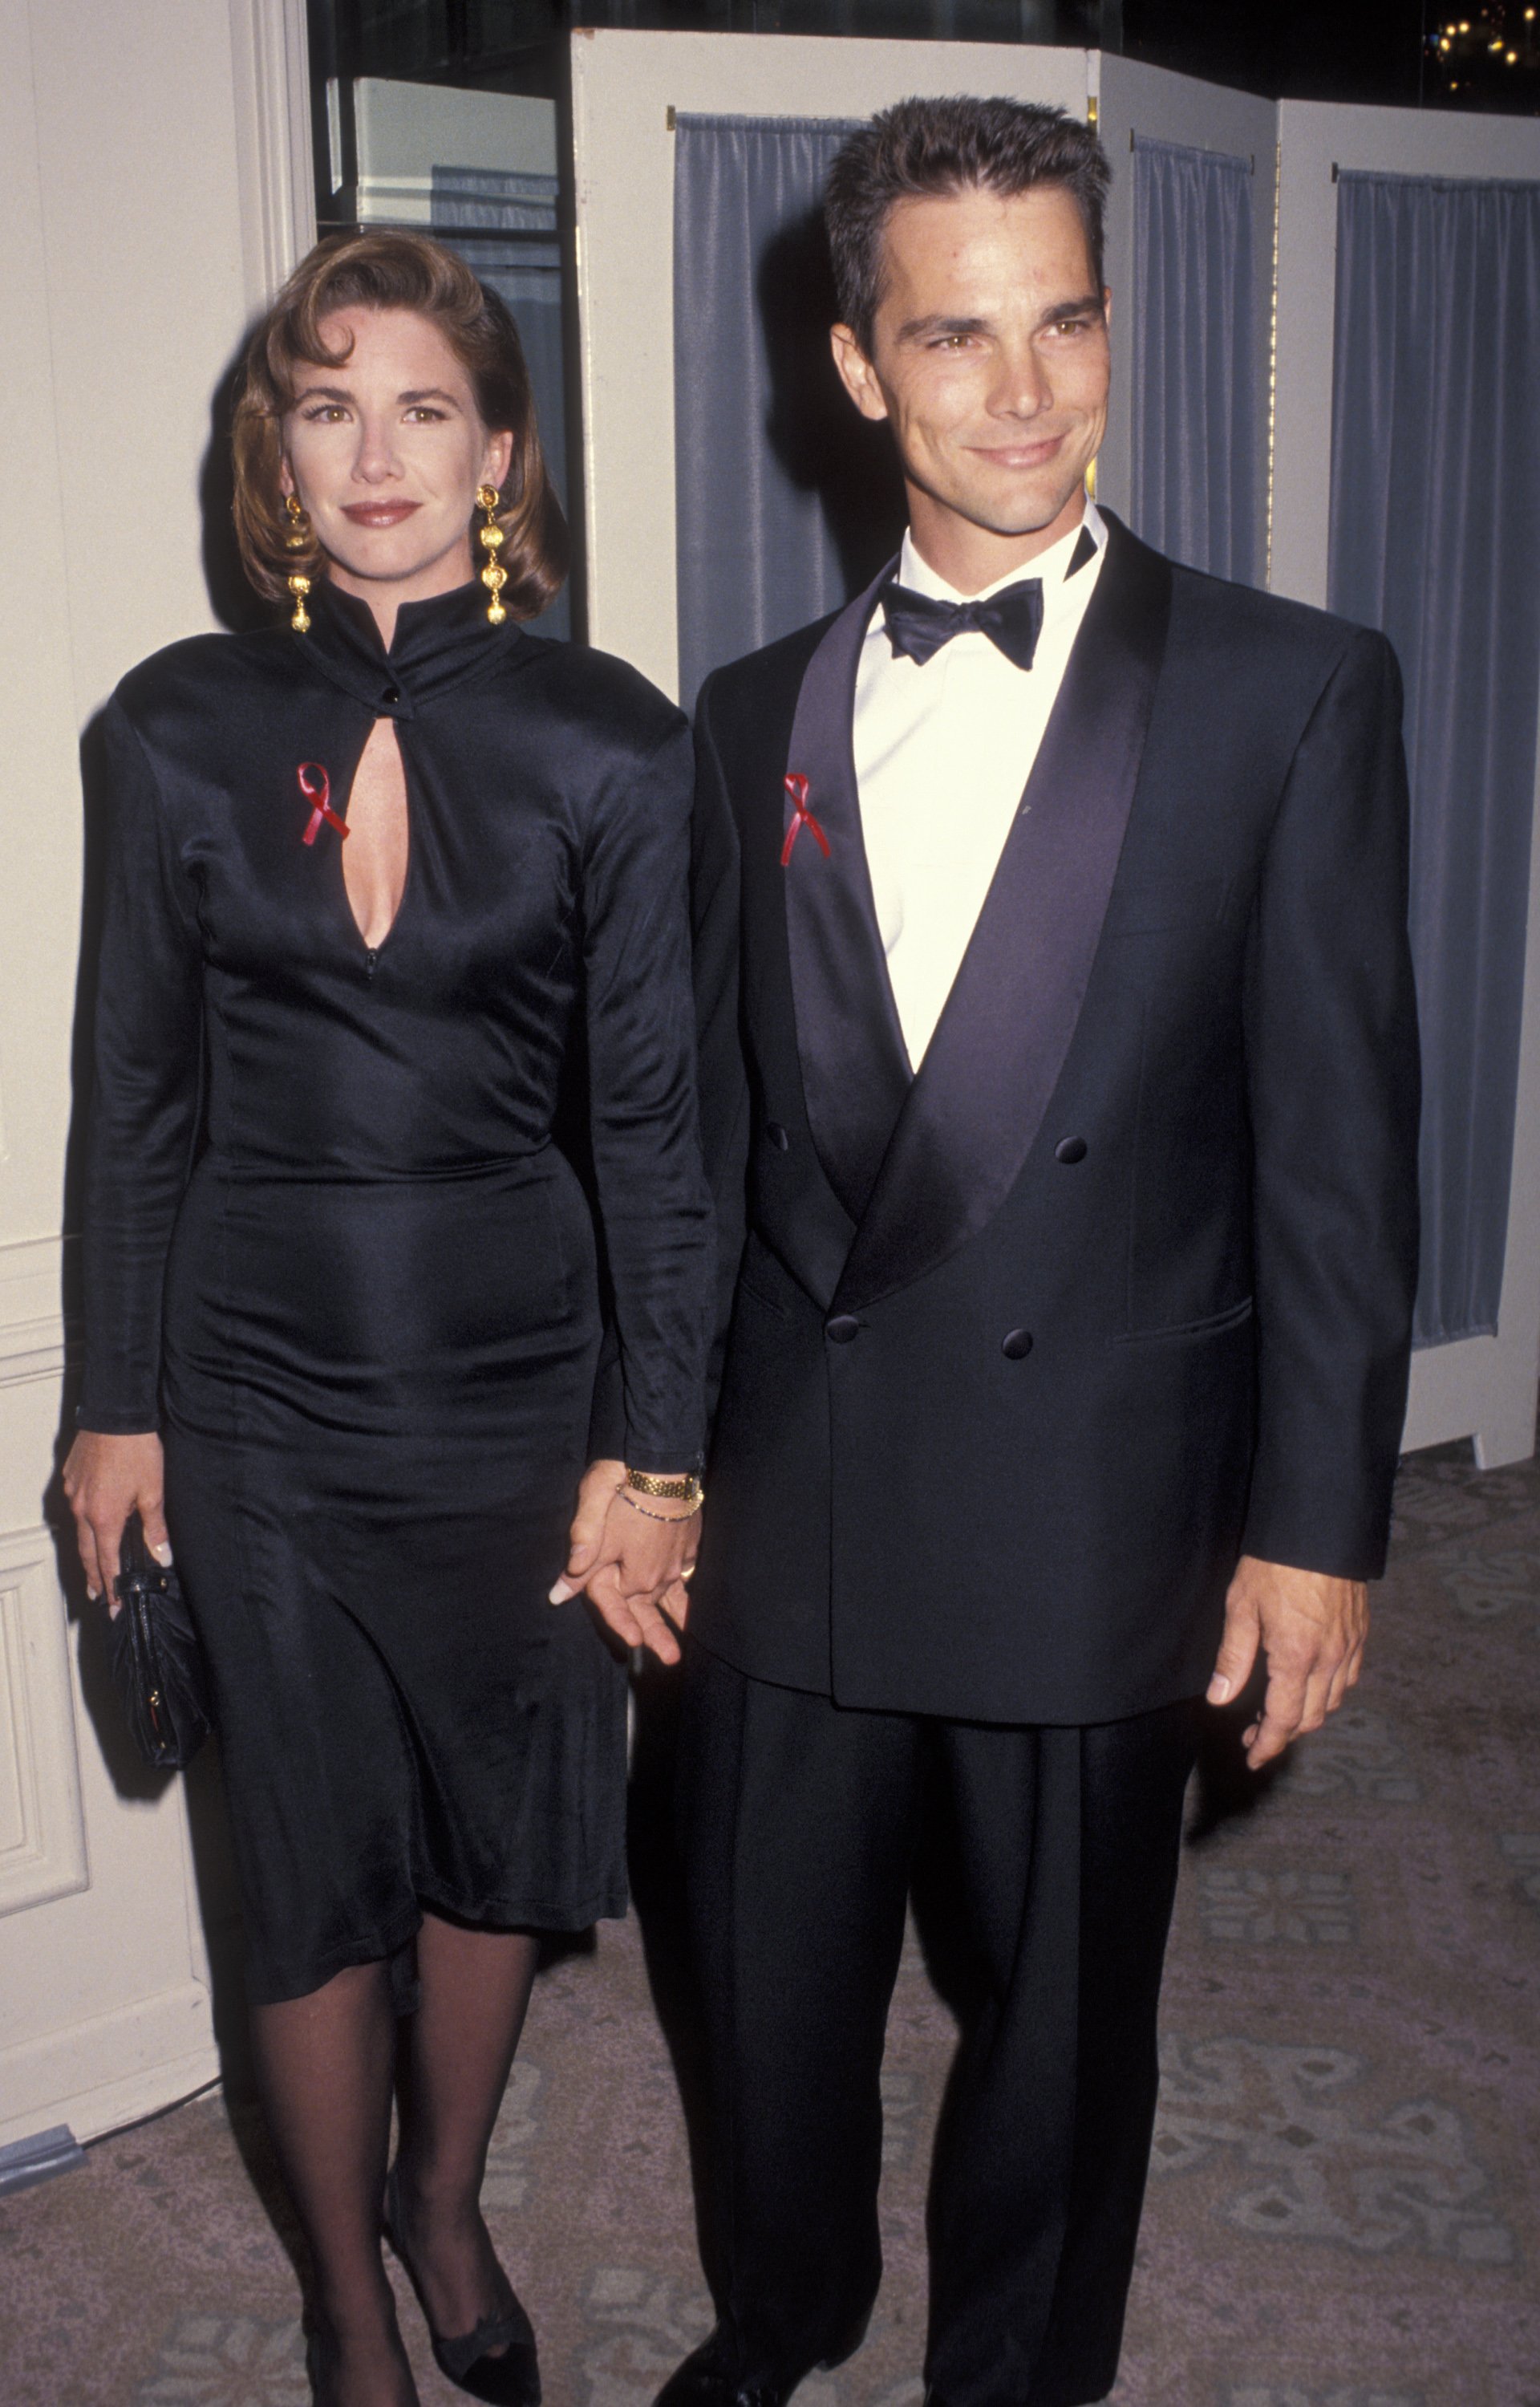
2 1438 1538 2407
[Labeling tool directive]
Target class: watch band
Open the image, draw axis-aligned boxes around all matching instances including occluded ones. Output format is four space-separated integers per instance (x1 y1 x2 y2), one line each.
625 1468 704 1506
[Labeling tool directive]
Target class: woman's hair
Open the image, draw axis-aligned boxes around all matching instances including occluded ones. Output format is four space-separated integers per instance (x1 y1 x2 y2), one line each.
825 96 1112 355
231 229 567 617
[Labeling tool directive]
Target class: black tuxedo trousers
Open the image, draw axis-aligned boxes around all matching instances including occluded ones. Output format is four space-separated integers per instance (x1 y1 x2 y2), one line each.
679 1650 1199 2407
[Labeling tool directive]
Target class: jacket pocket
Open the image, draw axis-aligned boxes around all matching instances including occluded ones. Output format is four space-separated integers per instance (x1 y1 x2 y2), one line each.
1113 1295 1254 1346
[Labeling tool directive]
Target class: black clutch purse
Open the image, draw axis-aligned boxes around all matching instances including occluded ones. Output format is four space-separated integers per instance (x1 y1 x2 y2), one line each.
109 1515 212 1770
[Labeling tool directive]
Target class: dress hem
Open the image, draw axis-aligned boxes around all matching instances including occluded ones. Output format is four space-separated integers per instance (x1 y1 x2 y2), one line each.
245 1885 630 2007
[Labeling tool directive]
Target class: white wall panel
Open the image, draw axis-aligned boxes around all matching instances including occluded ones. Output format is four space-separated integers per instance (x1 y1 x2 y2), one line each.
0 1529 87 1919
0 0 310 2147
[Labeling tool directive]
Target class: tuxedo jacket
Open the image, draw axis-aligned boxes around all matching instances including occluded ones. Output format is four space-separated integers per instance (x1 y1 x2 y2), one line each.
685 513 1420 1726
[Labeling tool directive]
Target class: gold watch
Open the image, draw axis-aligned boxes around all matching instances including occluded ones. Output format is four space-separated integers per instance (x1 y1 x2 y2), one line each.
625 1467 705 1508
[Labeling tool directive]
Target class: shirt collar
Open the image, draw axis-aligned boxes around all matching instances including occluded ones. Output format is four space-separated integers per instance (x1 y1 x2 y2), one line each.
896 493 1106 612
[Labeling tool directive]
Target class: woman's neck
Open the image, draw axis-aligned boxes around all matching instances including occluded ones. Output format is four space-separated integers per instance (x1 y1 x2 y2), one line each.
327 536 476 651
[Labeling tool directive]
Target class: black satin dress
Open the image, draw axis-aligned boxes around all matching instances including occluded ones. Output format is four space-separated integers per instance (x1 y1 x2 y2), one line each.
79 581 711 2003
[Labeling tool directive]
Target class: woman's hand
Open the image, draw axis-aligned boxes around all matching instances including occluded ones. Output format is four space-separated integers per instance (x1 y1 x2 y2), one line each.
549 1458 699 1666
61 1429 170 1614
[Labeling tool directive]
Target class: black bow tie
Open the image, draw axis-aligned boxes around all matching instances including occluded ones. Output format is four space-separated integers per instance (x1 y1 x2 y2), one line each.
879 575 1046 672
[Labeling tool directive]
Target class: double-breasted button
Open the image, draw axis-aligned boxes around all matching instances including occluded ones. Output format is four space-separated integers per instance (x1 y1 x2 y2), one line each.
382 684 401 708
1054 1135 1088 1164
1001 1328 1034 1360
826 1314 861 1345
765 1121 790 1153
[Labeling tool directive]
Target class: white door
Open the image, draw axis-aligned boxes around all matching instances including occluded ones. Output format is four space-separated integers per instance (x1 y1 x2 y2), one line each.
0 0 312 2161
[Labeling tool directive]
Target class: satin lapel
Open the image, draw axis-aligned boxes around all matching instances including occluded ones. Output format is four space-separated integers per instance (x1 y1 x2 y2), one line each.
835 517 1173 1313
782 559 914 1226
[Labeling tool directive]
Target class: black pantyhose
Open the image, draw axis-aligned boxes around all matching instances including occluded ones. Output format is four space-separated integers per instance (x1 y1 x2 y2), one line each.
250 1959 415 2407
392 1918 541 2348
249 1916 540 2407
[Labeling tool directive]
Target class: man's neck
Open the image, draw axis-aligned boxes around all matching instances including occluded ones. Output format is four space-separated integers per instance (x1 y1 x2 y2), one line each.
905 485 1088 598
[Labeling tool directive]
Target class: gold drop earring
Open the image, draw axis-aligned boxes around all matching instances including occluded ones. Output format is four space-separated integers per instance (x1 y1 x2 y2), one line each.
283 492 313 633
476 485 507 627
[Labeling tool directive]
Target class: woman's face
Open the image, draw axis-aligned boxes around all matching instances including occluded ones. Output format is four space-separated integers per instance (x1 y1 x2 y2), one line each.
280 305 513 603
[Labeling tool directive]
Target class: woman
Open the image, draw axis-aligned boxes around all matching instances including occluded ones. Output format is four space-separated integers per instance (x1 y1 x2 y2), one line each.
63 232 710 2407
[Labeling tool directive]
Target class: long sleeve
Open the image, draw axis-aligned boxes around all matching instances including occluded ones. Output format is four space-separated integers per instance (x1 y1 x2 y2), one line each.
1240 629 1421 1578
78 697 203 1431
691 679 751 1420
582 717 713 1471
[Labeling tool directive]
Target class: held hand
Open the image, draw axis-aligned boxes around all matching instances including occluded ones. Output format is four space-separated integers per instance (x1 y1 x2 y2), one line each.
549 1459 625 1605
1209 1553 1368 1770
549 1463 699 1667
62 1430 170 1613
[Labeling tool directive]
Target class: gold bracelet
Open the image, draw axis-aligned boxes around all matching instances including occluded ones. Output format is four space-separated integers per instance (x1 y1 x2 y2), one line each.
618 1488 701 1524
625 1467 705 1508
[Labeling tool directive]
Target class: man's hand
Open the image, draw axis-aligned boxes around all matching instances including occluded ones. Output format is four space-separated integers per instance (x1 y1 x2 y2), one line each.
1208 1553 1368 1770
549 1458 699 1667
62 1429 170 1612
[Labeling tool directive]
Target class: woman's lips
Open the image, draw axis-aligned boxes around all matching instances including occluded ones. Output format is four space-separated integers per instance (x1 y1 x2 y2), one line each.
339 501 422 527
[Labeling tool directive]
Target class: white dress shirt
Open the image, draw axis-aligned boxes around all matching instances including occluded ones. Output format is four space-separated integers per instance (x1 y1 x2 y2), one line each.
853 497 1108 1068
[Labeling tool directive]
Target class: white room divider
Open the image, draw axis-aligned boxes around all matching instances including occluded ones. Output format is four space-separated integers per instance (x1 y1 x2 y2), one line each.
1272 101 1540 1467
1095 56 1275 559
569 30 1087 700
569 28 1540 1471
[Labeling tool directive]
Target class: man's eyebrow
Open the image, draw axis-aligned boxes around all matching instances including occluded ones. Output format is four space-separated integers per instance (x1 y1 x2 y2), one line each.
893 312 991 344
892 293 1107 345
1040 292 1107 325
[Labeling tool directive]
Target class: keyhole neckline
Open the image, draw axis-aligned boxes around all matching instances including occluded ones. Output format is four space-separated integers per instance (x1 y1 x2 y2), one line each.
338 715 411 956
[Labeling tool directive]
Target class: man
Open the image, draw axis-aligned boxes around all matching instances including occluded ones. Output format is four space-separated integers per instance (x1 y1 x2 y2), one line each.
658 97 1419 2407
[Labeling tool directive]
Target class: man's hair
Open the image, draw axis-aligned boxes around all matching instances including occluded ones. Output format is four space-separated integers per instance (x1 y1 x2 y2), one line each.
825 96 1112 354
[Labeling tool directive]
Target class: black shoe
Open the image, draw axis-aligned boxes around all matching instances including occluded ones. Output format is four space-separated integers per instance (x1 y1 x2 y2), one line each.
653 2332 789 2407
383 2165 541 2406
654 2310 872 2407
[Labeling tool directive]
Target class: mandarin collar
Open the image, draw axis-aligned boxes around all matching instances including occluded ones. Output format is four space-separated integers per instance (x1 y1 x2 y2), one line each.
297 577 522 717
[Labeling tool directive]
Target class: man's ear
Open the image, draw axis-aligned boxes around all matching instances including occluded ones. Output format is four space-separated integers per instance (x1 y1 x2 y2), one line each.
829 323 890 424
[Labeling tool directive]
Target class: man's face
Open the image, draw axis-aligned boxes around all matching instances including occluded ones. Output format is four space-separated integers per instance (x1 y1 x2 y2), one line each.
831 182 1110 555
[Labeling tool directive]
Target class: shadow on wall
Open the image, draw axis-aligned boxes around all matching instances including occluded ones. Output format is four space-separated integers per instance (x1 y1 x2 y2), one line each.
757 204 906 605
201 336 275 639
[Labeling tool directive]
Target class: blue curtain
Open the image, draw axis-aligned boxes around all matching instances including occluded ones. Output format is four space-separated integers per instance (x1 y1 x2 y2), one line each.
673 113 902 708
1130 135 1258 585
1329 171 1540 1348
433 166 570 641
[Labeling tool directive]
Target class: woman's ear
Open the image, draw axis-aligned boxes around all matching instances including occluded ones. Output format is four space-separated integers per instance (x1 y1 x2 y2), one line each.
278 457 296 499
484 428 515 493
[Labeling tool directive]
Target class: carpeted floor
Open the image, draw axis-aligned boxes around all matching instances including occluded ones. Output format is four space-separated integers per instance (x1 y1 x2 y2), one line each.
2 1437 1538 2407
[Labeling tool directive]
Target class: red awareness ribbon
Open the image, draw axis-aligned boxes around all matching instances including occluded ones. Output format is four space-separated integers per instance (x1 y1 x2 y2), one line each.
780 773 831 867
298 761 349 846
